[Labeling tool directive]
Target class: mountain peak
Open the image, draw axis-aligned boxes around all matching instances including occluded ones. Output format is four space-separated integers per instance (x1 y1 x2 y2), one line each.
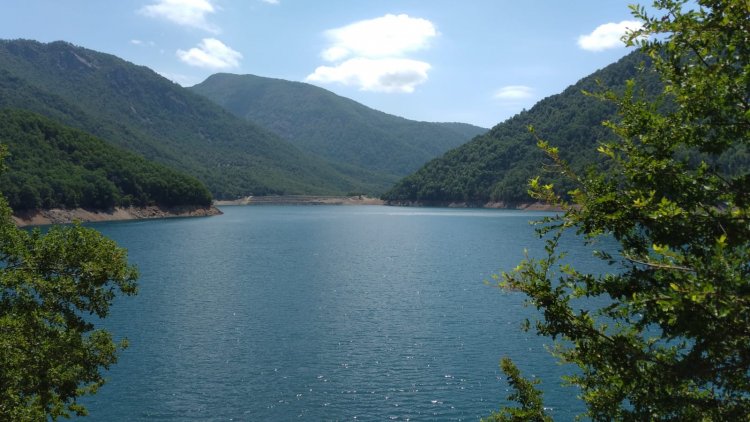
191 73 487 176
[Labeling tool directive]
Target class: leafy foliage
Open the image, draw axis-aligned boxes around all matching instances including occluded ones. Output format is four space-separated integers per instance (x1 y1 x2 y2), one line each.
190 73 486 177
0 146 138 419
496 0 750 419
0 109 212 211
482 358 552 422
0 39 387 198
383 51 663 204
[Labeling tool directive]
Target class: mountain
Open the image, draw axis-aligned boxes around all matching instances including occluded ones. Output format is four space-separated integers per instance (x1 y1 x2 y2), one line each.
189 73 487 177
0 39 389 198
382 51 663 205
0 109 212 211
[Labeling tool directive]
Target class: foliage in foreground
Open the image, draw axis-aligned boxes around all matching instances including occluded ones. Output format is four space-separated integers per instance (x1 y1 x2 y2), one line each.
494 0 750 420
0 147 138 420
482 358 552 422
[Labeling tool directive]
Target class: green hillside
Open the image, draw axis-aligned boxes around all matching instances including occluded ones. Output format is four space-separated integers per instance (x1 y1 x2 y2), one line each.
0 109 212 211
0 39 388 198
383 51 663 205
189 73 487 177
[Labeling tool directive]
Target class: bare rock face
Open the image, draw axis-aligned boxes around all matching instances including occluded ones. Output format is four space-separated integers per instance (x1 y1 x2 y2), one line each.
12 205 222 227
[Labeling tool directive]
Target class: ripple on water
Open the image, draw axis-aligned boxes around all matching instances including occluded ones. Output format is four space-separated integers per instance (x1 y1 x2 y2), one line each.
79 206 599 421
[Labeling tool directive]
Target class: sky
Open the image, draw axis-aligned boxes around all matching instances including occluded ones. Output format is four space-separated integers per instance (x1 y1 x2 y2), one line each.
0 0 645 128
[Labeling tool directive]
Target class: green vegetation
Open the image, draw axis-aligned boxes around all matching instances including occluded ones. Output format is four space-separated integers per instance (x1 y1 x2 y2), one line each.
494 0 750 419
383 50 662 205
0 146 138 419
190 73 486 179
0 39 389 198
482 358 552 422
0 109 212 211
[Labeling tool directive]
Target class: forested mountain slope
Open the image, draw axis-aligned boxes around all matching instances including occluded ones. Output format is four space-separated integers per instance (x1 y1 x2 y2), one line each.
190 73 487 177
0 109 212 211
383 51 663 205
0 39 387 198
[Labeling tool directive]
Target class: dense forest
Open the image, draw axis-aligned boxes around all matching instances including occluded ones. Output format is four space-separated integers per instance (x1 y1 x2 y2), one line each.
382 51 664 205
190 73 486 177
0 109 212 211
0 39 390 198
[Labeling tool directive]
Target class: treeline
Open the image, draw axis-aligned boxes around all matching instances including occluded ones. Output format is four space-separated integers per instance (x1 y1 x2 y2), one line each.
383 51 663 205
0 109 212 211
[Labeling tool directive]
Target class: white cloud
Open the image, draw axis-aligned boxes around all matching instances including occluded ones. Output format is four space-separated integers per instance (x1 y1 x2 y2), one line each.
322 46 349 62
306 58 431 93
139 0 219 33
322 14 437 62
261 0 279 4
309 14 436 93
177 38 242 69
131 39 156 47
578 20 642 52
494 85 534 100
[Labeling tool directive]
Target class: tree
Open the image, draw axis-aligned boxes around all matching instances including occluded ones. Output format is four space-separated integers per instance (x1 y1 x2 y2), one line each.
483 358 553 422
0 147 138 420
494 0 750 420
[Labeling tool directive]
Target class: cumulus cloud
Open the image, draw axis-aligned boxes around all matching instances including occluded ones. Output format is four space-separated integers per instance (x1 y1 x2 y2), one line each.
139 0 219 33
578 20 642 52
494 85 534 100
307 58 431 93
177 38 242 69
321 14 437 61
307 14 437 93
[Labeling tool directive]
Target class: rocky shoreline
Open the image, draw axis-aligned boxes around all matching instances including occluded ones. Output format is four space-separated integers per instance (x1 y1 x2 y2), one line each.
214 195 559 210
383 199 561 211
214 195 385 206
13 205 223 227
11 198 555 227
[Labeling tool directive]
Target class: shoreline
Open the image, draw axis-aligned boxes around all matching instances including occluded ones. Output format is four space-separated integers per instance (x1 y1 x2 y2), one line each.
214 195 559 211
214 195 385 206
13 205 222 227
384 199 561 211
11 198 557 227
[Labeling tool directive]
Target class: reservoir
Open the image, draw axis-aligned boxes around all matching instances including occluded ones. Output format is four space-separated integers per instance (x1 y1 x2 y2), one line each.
79 205 606 421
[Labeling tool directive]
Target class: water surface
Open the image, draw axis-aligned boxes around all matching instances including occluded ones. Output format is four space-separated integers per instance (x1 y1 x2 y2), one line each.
80 205 606 421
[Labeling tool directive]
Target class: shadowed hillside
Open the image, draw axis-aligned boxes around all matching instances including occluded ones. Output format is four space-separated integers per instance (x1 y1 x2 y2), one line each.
0 39 391 198
383 51 663 205
0 109 212 211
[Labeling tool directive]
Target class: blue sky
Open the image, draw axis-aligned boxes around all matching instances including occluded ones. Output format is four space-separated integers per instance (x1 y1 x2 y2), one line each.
0 0 643 128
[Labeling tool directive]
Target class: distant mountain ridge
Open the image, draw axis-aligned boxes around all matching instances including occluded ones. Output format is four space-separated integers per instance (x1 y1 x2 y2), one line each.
0 39 392 198
382 51 664 205
189 73 487 177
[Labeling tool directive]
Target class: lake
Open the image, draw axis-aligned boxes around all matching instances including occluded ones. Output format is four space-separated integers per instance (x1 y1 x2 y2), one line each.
78 205 608 421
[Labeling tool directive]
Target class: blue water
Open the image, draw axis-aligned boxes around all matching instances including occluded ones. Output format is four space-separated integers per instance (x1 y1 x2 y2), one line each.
77 205 608 421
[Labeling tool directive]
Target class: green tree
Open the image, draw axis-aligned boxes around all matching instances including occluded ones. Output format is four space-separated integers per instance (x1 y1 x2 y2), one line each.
494 0 750 420
483 358 553 422
0 147 138 420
